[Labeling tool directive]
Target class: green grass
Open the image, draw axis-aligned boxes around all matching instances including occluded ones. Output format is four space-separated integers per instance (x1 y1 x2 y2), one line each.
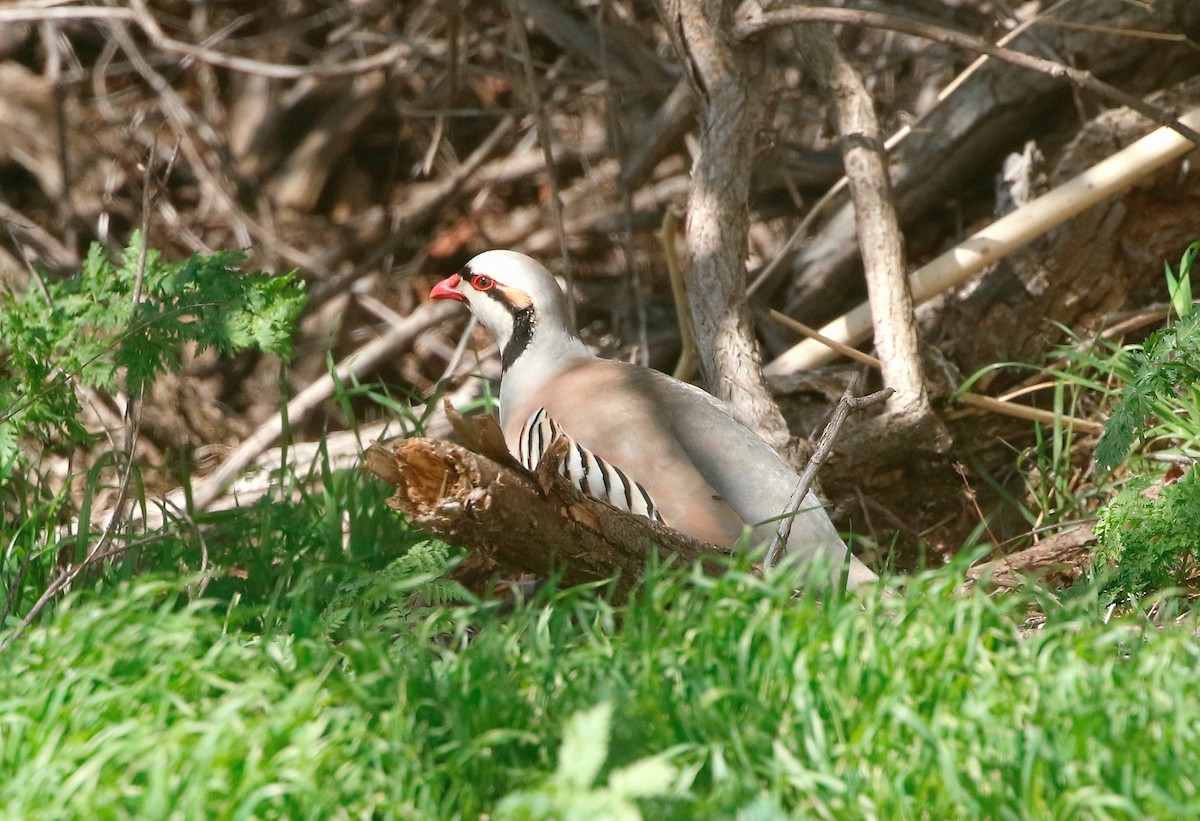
4 551 1200 819
6 238 1200 818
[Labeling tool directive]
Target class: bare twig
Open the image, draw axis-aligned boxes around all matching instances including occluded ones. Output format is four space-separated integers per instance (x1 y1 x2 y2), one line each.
0 197 78 280
953 393 1106 436
746 177 844 299
126 0 411 79
660 207 698 381
104 17 327 278
82 379 481 538
0 6 135 25
747 0 1075 300
185 299 461 515
765 376 894 569
311 114 518 306
768 310 877 368
768 310 1105 434
517 0 672 89
5 384 146 649
40 20 77 255
163 498 212 598
617 78 695 193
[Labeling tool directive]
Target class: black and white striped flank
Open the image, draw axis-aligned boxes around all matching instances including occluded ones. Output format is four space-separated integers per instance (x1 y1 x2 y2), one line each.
517 407 664 524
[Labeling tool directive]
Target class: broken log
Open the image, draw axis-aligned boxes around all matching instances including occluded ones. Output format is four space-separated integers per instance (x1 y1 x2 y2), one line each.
966 524 1094 590
361 412 725 594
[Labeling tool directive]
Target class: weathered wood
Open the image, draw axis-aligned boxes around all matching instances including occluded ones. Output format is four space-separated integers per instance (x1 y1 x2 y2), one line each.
966 525 1094 590
937 80 1200 376
793 24 941 445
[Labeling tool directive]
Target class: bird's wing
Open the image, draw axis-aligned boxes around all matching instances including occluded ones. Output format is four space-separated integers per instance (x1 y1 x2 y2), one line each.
515 406 665 524
501 358 748 547
503 359 876 586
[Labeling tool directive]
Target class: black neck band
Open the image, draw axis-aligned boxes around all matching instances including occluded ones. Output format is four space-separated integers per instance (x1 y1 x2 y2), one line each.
502 305 536 372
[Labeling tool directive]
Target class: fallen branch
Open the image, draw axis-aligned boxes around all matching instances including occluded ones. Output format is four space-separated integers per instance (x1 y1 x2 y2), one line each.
966 523 1095 589
769 307 1106 436
362 410 722 594
176 299 460 517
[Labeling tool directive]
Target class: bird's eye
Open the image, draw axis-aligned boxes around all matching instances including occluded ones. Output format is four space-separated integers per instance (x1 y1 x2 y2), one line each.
471 274 495 291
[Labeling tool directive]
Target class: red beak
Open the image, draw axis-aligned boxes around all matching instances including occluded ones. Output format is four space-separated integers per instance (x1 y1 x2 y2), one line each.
430 273 464 301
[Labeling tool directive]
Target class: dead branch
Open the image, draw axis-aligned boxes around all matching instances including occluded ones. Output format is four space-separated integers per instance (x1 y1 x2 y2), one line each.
180 299 461 515
126 0 411 80
515 0 673 91
264 72 387 211
505 0 574 323
771 0 1198 330
362 413 722 594
767 103 1200 373
735 5 1200 146
310 114 518 306
618 78 695 193
966 523 1095 589
767 310 1106 435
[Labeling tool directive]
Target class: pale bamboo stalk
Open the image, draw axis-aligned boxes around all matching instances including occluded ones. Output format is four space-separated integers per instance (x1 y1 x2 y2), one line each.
765 106 1200 376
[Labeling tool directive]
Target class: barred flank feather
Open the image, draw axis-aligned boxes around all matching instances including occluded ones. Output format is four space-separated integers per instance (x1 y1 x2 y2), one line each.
518 407 664 524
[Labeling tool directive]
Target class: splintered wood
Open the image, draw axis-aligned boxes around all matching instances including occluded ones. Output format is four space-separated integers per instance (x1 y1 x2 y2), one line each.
361 408 722 592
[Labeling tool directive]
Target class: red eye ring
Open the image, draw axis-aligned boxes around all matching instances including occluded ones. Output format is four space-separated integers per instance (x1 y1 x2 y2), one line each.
471 274 495 291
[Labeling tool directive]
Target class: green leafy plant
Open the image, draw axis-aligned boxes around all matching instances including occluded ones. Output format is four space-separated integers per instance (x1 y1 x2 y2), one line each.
954 243 1200 598
952 344 1119 538
1094 241 1200 473
0 233 306 477
1164 239 1197 320
495 701 685 820
1093 468 1200 596
1088 241 1200 598
9 561 1200 817
317 539 468 639
1 235 308 626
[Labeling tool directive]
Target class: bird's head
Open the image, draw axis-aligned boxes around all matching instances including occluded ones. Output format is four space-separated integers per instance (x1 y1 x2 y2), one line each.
430 250 579 370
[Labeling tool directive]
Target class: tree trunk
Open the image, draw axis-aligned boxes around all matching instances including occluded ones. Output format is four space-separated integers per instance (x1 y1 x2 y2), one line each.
793 25 939 440
656 0 792 449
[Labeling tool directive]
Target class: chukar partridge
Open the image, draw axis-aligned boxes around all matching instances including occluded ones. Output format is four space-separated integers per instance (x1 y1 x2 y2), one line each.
430 250 878 589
